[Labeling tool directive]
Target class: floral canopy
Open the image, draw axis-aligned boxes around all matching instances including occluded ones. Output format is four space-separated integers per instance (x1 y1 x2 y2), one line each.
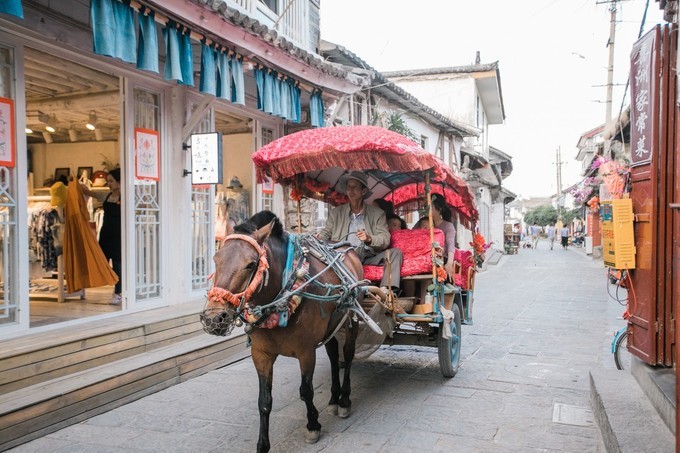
252 125 477 225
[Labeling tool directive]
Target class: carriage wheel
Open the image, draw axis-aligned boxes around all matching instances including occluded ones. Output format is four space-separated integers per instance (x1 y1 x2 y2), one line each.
438 304 461 378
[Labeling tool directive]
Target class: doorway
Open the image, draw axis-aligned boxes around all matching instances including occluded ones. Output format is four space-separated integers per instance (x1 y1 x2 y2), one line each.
24 47 123 327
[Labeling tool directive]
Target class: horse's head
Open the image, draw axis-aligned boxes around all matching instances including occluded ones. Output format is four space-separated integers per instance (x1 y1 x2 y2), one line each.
200 212 286 336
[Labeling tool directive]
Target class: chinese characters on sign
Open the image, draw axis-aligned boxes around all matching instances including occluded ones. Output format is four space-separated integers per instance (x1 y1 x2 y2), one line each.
190 132 223 185
630 29 658 167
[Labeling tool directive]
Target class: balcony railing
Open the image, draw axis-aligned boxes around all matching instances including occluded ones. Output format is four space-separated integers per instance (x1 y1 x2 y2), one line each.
227 0 311 53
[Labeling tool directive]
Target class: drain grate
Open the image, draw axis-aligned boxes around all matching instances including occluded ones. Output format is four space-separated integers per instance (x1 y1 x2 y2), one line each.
552 403 594 427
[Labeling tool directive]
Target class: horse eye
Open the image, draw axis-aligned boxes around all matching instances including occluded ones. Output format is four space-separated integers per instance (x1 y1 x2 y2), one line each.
245 261 257 271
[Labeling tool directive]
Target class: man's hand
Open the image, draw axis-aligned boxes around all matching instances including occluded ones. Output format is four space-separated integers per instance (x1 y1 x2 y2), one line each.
356 229 371 244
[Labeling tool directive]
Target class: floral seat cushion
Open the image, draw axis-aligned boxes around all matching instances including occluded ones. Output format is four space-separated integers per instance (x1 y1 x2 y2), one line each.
363 228 445 281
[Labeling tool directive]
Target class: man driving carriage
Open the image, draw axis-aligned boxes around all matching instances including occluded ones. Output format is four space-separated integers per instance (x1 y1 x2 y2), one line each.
317 171 404 295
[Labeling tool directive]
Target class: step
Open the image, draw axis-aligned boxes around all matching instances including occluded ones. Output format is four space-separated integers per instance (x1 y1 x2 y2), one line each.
631 357 676 435
590 367 675 453
0 301 207 394
0 332 249 451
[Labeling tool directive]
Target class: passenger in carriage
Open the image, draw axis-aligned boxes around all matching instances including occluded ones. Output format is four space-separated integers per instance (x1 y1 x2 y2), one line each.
431 194 457 280
317 171 403 294
386 213 407 232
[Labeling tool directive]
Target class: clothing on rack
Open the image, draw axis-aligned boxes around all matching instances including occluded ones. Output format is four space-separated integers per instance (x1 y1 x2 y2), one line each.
28 202 61 272
63 181 118 293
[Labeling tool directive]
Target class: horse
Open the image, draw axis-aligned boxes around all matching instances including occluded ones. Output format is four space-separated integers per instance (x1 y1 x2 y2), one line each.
200 211 378 453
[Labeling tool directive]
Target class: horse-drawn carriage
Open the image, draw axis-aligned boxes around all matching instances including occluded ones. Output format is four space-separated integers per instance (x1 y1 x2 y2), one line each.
200 125 478 452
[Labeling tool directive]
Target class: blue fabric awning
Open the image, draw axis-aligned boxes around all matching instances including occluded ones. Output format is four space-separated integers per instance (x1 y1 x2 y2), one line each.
199 42 216 95
0 0 23 19
230 56 245 105
91 0 135 63
310 90 325 127
216 50 231 100
137 9 158 73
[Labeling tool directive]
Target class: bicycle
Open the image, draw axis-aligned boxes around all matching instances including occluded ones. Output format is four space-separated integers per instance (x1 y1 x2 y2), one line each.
612 322 631 370
607 269 635 370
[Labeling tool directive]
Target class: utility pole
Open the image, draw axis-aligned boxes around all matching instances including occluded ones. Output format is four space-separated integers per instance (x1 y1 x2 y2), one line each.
555 146 563 217
605 1 617 126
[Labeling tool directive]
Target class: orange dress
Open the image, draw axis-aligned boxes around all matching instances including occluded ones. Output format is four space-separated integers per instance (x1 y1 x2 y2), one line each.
63 181 118 292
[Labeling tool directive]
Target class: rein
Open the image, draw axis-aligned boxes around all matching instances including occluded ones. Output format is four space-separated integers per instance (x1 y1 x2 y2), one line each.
207 234 269 309
205 233 382 336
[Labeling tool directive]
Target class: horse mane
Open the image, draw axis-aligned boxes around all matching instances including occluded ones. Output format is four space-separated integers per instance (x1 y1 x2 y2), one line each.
234 210 284 238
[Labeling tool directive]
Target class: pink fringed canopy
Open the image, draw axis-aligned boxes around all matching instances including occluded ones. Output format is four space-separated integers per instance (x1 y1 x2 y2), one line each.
252 125 477 225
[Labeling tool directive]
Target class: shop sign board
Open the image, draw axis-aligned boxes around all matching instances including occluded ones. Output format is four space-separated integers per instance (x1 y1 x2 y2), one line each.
190 132 223 185
630 28 659 168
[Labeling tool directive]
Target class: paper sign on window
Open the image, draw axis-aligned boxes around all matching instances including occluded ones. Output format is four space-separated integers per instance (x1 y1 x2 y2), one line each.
135 128 160 181
0 97 16 168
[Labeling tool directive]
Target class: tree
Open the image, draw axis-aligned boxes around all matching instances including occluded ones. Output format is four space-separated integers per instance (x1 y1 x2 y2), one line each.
560 207 582 225
524 205 557 226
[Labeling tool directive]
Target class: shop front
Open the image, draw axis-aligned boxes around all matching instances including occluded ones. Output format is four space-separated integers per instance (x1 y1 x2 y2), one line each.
0 0 358 337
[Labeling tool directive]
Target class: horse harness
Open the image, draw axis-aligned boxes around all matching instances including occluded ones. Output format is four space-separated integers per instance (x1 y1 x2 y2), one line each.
203 233 381 339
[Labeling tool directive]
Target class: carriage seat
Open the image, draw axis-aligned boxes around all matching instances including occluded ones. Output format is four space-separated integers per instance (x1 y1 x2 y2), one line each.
453 249 476 290
363 228 446 281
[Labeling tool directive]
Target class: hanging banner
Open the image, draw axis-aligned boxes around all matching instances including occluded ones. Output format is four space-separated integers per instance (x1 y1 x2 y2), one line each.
135 128 160 181
0 97 16 168
190 132 222 185
630 27 659 168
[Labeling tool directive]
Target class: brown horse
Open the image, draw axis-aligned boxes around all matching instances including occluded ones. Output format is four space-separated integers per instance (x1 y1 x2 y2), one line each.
200 211 372 453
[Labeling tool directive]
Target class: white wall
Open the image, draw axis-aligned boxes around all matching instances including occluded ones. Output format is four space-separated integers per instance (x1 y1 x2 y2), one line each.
490 201 505 250
31 141 119 188
392 77 477 128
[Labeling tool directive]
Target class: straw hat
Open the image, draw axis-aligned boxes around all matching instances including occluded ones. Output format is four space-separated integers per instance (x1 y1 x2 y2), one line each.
338 171 373 198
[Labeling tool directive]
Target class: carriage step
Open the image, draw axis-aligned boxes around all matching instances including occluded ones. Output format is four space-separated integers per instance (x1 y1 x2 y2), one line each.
397 315 437 323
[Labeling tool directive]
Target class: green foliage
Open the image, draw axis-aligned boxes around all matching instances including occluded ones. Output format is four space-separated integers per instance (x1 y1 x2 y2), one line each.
381 111 419 141
560 207 582 225
524 205 558 226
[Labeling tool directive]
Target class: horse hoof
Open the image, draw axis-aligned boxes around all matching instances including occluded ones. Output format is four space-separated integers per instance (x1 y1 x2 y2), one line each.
338 406 351 418
328 404 338 415
304 429 321 444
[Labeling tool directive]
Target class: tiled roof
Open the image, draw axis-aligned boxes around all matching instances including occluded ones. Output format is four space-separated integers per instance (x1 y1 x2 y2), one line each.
320 41 479 137
191 0 348 79
382 63 500 78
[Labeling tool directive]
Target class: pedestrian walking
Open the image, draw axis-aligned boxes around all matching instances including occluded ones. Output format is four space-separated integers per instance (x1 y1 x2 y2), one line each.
560 225 570 249
547 224 556 250
530 222 540 249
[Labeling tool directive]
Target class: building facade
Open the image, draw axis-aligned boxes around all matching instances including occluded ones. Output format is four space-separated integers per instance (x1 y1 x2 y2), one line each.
0 0 359 337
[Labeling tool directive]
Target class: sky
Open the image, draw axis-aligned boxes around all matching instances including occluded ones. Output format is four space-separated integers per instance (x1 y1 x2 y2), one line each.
319 0 666 199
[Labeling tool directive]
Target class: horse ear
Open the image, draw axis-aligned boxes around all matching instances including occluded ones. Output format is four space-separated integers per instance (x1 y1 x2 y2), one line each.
254 219 276 244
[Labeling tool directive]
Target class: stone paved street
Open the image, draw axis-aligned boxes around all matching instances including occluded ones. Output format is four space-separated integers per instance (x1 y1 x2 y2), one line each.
11 241 622 452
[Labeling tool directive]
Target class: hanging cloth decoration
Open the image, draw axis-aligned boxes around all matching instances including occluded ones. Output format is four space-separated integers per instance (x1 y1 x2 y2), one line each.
179 26 194 87
230 54 245 105
163 20 183 82
254 65 265 110
216 49 231 100
0 0 23 19
310 90 325 127
272 72 283 117
112 0 136 64
262 69 275 114
91 0 136 63
137 8 158 73
199 41 217 96
63 181 118 293
291 81 301 123
280 76 291 120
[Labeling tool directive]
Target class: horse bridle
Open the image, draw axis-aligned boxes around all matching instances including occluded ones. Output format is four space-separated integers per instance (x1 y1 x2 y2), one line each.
207 234 269 314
